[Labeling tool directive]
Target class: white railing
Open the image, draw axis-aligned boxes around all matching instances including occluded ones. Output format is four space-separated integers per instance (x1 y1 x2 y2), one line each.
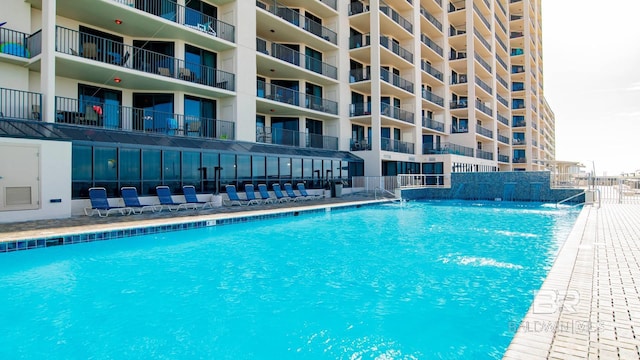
553 173 640 205
397 174 450 188
351 176 397 195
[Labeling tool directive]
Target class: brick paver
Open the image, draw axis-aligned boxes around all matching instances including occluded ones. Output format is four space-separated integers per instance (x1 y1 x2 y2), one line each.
505 204 640 359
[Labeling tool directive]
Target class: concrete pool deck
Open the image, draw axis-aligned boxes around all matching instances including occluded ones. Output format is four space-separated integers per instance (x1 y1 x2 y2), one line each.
1 198 638 359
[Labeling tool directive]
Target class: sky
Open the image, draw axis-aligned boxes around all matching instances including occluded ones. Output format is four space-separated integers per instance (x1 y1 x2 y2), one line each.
542 0 640 175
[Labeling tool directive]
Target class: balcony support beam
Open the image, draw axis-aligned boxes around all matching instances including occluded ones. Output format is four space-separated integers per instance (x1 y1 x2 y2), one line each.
41 0 56 123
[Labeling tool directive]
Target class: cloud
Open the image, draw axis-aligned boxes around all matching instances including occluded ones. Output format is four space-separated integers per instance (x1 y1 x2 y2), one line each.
615 111 640 118
628 82 640 91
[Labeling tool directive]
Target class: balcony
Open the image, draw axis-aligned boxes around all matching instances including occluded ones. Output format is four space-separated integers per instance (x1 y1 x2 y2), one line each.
259 40 337 80
424 142 474 157
256 126 338 150
381 103 414 124
510 31 524 39
422 117 445 132
112 0 235 43
421 89 445 107
474 53 492 73
511 65 525 74
257 0 337 44
451 124 468 133
57 27 235 91
497 134 510 144
450 51 467 60
55 96 234 139
421 60 444 81
497 94 509 107
349 68 371 83
476 149 493 160
350 103 372 117
420 34 444 57
513 138 526 145
512 99 525 109
473 27 492 52
380 36 413 63
475 101 493 117
350 137 372 151
450 100 468 110
349 33 371 49
0 88 42 121
476 125 493 138
0 27 41 61
420 7 443 31
348 1 370 16
257 80 338 115
498 154 510 163
380 1 413 33
473 4 492 31
475 76 493 95
513 157 527 164
380 68 414 93
497 113 509 126
382 137 414 154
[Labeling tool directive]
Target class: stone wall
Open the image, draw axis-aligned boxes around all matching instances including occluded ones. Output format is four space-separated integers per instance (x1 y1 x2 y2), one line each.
402 171 585 203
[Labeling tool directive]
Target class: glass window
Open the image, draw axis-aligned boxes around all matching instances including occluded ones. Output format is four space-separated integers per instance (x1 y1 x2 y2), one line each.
252 156 265 178
94 147 117 181
280 157 291 178
267 156 279 177
119 148 140 181
183 151 201 182
220 154 236 182
163 151 181 181
291 158 302 178
202 152 219 193
237 155 251 179
303 158 313 179
72 145 92 181
142 149 161 181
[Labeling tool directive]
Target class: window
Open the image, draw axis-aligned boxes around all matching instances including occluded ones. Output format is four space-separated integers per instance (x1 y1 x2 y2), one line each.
185 44 217 86
133 93 174 133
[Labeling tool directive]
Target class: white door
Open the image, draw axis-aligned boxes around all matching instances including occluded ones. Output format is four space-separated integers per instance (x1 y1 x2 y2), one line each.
0 143 40 211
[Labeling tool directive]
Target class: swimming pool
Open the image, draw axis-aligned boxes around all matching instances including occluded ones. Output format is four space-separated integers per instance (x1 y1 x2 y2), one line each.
0 200 581 359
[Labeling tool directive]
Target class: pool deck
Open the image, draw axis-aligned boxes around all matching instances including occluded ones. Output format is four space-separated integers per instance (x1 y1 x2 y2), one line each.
504 203 640 359
2 198 639 359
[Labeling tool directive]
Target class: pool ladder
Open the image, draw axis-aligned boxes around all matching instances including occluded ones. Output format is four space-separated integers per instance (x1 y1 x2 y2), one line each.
374 187 400 201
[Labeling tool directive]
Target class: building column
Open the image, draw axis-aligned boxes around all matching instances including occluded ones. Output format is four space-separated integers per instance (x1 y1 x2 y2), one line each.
40 0 56 123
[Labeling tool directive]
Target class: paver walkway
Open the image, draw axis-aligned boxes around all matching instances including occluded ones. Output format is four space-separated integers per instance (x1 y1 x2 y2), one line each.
505 204 640 359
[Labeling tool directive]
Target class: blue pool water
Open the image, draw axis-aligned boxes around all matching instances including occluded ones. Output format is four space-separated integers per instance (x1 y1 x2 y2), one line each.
0 201 581 359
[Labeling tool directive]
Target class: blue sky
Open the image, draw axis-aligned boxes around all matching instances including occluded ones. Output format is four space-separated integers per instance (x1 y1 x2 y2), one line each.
542 0 640 175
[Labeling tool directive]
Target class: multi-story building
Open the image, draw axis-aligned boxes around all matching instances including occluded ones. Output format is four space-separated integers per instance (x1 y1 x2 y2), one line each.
0 0 554 221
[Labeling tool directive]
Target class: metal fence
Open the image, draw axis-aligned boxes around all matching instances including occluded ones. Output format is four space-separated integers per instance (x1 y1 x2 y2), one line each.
351 176 397 197
552 173 640 205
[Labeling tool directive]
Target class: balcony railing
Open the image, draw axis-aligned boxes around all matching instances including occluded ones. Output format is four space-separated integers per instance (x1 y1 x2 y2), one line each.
473 27 492 52
495 14 507 34
476 124 493 138
475 76 493 94
319 0 337 10
349 68 371 83
348 1 370 15
448 2 466 12
497 113 509 126
350 137 372 151
421 89 445 107
380 1 413 33
474 53 492 73
450 51 468 60
476 148 493 160
498 154 510 163
513 157 527 164
512 65 525 74
513 119 526 127
497 134 510 144
257 0 336 44
424 142 473 157
0 87 42 121
512 100 525 109
510 31 524 39
421 60 444 81
420 7 443 31
382 137 414 154
263 41 337 79
422 117 445 132
55 96 234 139
349 33 371 49
57 26 235 91
496 55 507 70
513 138 526 145
0 27 41 59
256 126 338 150
497 0 507 15
380 36 413 63
420 34 443 56
257 80 338 115
380 68 414 93
450 100 468 109
473 4 492 31
349 103 372 117
381 103 414 124
496 36 508 52
497 75 509 90
497 93 509 107
475 101 493 116
451 124 468 133
112 0 235 42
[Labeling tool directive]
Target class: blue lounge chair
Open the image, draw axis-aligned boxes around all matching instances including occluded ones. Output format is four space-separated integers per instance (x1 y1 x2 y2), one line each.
121 186 159 214
297 182 323 200
84 187 131 217
283 183 303 202
156 185 197 211
224 185 250 206
183 185 214 209
272 184 291 203
257 184 276 204
244 184 263 205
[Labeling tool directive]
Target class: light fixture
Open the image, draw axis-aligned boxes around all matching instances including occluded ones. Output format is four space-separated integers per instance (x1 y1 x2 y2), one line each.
114 77 122 83
115 19 123 25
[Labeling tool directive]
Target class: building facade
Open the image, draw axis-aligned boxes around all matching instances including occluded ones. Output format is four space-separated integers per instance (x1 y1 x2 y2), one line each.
0 0 554 220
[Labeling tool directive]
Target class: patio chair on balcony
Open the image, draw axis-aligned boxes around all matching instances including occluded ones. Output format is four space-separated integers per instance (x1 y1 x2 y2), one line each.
76 104 100 126
187 121 201 136
31 105 40 120
179 67 192 81
158 67 171 77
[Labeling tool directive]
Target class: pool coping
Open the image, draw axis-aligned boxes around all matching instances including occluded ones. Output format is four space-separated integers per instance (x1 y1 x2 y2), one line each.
0 199 392 253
